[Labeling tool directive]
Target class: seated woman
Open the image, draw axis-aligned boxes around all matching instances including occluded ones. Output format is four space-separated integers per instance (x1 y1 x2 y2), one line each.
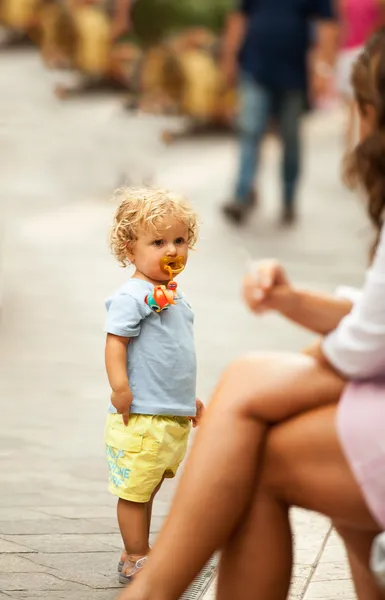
119 29 385 600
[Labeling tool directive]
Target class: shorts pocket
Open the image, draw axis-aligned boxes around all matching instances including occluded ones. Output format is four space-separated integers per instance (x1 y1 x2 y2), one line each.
105 416 143 453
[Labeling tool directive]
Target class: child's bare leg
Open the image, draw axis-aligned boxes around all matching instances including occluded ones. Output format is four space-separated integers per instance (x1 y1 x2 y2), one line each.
147 477 165 537
118 480 164 569
118 498 150 560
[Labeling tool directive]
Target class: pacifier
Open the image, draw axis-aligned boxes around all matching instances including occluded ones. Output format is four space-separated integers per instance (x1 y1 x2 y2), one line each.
145 256 185 313
160 256 185 279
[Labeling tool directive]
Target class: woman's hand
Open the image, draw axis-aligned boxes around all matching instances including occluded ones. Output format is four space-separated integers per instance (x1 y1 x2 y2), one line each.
243 260 294 315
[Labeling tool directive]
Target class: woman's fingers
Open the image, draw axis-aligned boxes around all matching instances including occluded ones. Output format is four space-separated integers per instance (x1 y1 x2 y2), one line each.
244 262 281 311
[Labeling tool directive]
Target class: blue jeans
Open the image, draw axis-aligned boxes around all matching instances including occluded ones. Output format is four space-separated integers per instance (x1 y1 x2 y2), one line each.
235 73 305 208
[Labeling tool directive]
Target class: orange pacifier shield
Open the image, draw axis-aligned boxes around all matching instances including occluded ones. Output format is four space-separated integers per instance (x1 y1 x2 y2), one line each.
160 256 185 277
153 286 176 307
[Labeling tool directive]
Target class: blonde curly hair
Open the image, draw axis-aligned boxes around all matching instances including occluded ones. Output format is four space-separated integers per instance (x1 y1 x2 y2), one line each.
109 187 199 267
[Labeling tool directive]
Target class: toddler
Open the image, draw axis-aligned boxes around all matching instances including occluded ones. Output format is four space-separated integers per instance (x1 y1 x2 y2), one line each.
104 187 203 584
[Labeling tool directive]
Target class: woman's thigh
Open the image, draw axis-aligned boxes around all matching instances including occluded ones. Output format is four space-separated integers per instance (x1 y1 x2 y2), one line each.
262 404 381 531
213 352 345 423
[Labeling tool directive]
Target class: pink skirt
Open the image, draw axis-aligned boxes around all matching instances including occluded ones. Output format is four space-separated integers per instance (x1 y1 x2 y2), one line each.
337 380 385 529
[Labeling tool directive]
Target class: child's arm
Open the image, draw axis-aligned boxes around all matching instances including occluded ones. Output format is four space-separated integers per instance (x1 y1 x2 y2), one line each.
189 399 205 428
105 333 133 425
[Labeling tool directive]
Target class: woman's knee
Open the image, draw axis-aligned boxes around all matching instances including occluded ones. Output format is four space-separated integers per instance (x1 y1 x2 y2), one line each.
214 351 335 423
214 353 281 418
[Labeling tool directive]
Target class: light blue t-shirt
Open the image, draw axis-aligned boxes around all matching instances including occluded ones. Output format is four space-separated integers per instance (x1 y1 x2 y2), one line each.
105 278 196 417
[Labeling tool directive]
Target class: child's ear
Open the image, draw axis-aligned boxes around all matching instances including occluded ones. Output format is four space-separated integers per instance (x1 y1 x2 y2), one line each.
126 244 135 264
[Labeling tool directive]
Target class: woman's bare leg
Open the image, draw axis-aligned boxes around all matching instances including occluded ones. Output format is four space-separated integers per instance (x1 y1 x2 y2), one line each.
217 405 382 600
335 526 385 600
218 490 292 600
118 353 345 600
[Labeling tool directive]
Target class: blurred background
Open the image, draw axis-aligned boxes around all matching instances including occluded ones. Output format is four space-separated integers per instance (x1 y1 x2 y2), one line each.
0 1 380 598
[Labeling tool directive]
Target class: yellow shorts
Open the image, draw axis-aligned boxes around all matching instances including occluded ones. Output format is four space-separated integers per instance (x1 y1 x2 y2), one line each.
104 413 191 503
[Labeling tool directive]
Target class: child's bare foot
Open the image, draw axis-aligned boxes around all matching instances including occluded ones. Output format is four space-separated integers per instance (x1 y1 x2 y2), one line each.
118 549 128 572
119 556 148 585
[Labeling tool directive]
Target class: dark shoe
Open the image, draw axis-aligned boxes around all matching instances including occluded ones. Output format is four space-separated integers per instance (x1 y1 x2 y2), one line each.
280 205 296 225
222 191 257 225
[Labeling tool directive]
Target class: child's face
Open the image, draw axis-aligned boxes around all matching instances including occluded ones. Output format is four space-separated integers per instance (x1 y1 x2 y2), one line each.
129 217 189 283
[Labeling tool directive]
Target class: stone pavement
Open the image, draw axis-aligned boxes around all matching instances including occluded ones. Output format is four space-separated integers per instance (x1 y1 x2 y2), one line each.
0 47 371 599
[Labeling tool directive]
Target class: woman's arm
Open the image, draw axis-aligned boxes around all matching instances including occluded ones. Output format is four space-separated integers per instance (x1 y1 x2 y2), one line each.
278 288 353 335
243 261 353 335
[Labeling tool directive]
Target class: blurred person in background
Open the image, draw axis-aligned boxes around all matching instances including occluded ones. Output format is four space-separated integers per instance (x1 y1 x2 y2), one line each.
337 0 385 149
67 0 134 39
110 0 134 40
221 0 339 225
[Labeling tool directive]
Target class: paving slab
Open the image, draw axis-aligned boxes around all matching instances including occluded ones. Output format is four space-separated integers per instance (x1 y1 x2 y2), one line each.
0 518 117 536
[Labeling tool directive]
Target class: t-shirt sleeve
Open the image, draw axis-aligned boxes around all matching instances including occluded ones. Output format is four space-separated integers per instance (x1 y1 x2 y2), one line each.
322 228 385 378
334 285 363 305
310 0 335 19
104 292 147 338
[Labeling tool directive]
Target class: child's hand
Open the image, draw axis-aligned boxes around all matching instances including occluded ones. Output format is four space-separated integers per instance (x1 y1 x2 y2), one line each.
111 389 133 426
189 399 205 428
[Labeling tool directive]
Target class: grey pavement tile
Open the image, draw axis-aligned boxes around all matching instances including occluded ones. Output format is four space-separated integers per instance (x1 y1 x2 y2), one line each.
0 519 117 536
149 515 164 534
0 510 51 522
32 506 114 519
202 567 314 600
292 512 332 567
84 518 119 533
291 564 314 596
92 577 121 590
290 574 312 598
26 551 120 578
0 556 48 573
312 561 351 581
0 572 86 592
0 534 122 554
5 591 118 600
0 539 36 554
0 494 115 509
304 579 356 599
319 531 349 563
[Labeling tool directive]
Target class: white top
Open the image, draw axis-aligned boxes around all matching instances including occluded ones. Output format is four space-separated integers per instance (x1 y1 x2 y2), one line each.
322 226 385 379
